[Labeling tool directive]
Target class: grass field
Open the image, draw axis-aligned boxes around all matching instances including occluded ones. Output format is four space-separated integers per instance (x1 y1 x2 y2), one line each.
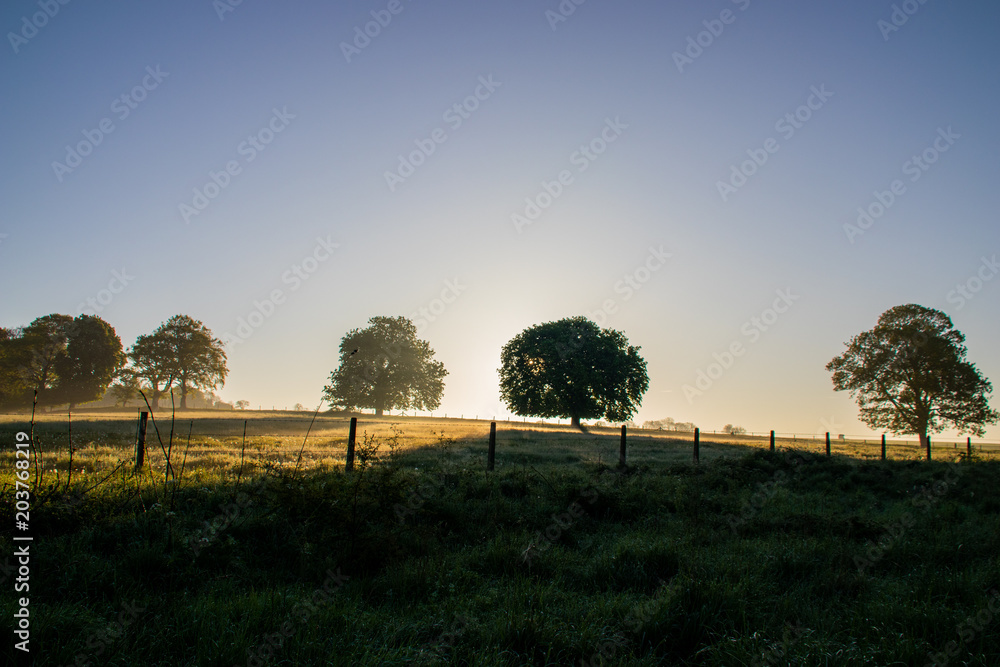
2 410 1000 665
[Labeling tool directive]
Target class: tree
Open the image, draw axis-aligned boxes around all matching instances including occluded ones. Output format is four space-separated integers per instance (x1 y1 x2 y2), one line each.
235 400 249 410
498 316 649 429
15 314 73 406
52 315 124 408
0 314 122 409
109 370 141 408
323 316 447 416
826 304 998 451
723 424 747 435
0 326 32 408
293 403 305 412
129 331 178 409
157 315 227 409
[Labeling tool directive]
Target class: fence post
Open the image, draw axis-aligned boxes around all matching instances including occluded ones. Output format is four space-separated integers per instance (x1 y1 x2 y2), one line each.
826 432 831 456
770 430 775 453
345 417 357 472
926 435 931 461
968 437 972 456
134 411 148 471
694 427 700 464
619 424 627 468
881 434 886 461
488 421 496 471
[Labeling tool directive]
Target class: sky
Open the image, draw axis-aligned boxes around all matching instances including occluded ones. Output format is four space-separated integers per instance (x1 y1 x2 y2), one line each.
2 0 999 439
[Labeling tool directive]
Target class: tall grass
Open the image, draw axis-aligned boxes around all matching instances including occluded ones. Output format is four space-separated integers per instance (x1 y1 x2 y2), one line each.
1 414 999 664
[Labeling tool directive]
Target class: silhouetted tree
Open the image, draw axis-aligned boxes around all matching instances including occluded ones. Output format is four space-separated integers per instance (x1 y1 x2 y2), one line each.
52 315 124 408
130 315 227 409
0 314 122 409
14 314 73 406
323 316 446 416
499 317 649 429
827 304 998 450
160 315 227 409
0 326 32 408
129 331 177 409
109 370 141 408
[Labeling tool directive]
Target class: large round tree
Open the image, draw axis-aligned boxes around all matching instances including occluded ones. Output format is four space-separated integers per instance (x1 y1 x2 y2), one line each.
323 316 447 416
0 314 123 409
499 316 649 428
53 315 125 409
827 304 998 451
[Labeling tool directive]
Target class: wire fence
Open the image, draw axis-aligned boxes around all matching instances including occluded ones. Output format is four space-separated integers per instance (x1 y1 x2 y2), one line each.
4 410 998 479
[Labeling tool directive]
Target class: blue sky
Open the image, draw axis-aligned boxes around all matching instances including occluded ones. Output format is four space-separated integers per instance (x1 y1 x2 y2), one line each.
2 0 999 438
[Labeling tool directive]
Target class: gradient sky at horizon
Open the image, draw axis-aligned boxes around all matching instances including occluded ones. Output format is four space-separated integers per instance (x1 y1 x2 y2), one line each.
2 0 999 438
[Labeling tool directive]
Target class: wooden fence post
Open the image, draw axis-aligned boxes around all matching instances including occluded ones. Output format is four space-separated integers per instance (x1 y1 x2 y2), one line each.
134 411 148 471
619 425 627 468
345 417 357 472
926 435 931 461
826 432 831 456
881 434 886 461
968 437 972 456
694 428 700 464
770 430 775 453
488 421 496 471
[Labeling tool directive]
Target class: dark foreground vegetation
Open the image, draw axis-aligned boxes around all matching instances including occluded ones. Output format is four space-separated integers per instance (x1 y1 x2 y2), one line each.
3 438 1000 666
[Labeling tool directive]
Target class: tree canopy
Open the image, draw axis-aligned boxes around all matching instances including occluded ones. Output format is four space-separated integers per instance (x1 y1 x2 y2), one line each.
827 304 998 449
161 315 227 409
0 314 123 409
498 316 649 428
52 315 125 408
323 316 447 416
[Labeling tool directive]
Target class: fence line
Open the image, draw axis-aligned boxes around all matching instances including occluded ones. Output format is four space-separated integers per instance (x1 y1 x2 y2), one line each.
10 411 1000 477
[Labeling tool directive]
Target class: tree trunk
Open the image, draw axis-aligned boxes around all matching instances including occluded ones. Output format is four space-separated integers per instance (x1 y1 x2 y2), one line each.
180 382 188 409
571 415 581 429
918 433 929 457
375 408 384 417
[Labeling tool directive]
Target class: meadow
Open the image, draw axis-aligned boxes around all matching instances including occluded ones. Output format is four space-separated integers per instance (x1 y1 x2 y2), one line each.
2 409 1000 665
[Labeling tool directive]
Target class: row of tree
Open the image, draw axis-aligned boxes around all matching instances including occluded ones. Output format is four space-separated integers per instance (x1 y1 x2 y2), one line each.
321 315 650 427
323 305 998 444
0 314 227 411
2 304 995 446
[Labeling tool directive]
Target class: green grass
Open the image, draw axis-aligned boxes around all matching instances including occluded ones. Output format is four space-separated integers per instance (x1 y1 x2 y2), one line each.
2 413 1000 665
